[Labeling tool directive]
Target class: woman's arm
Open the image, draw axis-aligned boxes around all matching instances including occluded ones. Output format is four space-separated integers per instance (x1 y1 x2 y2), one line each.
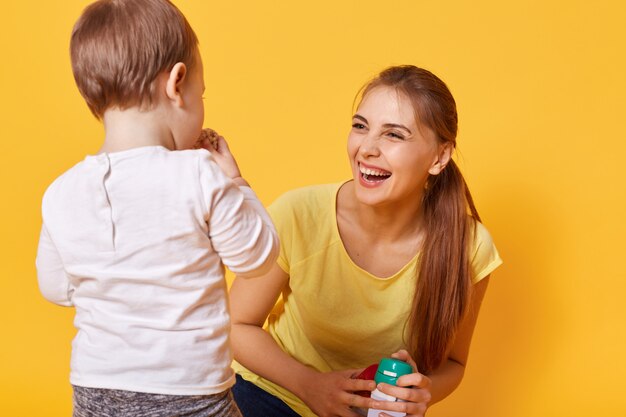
428 275 491 402
371 276 491 417
230 263 310 392
230 263 376 417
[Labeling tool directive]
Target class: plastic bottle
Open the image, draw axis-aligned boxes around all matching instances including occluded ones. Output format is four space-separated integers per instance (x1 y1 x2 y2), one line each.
366 358 413 417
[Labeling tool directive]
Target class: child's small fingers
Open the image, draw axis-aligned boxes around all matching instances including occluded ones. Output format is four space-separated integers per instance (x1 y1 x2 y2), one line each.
196 138 213 151
215 136 233 153
197 128 222 150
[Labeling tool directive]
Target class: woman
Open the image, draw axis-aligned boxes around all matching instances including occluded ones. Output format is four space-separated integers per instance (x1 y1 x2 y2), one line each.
230 65 502 417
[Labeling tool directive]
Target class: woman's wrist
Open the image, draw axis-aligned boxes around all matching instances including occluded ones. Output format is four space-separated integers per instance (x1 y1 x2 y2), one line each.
289 365 319 405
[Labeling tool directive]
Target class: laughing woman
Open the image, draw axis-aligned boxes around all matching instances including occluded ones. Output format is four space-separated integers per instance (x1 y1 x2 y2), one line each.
229 65 502 417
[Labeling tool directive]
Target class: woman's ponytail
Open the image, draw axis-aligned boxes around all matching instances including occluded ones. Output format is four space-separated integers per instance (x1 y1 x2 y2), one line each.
408 159 478 373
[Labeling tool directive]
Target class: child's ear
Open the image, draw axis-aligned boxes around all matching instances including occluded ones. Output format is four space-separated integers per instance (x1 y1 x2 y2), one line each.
165 62 187 107
428 142 454 175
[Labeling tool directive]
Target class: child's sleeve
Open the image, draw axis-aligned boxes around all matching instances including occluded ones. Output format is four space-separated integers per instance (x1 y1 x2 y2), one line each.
198 154 279 278
35 225 73 306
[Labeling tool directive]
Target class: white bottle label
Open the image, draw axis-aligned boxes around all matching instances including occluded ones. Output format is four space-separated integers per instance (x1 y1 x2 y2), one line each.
366 389 406 417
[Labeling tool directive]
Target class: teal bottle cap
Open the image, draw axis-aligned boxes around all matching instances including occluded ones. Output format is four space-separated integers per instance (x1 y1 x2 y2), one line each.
374 358 413 385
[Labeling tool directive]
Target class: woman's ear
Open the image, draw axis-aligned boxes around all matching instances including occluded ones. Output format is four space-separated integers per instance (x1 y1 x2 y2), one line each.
165 62 187 107
428 142 454 175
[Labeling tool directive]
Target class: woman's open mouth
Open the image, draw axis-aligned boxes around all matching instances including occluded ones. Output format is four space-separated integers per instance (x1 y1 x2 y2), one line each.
359 163 391 184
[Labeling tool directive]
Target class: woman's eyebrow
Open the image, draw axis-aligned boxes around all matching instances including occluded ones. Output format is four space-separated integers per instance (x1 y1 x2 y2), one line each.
382 123 412 134
352 114 368 123
353 114 412 135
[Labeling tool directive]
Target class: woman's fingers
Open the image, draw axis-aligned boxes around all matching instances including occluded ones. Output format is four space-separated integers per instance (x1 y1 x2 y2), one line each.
341 391 372 411
377 400 428 417
301 369 378 417
390 349 418 372
371 376 432 417
375 383 431 403
396 372 431 390
370 392 428 417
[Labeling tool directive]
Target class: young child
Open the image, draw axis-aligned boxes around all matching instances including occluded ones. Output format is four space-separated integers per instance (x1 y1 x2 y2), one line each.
35 1 278 416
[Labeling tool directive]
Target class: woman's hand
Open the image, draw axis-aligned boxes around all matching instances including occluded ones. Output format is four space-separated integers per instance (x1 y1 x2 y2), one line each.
298 368 377 417
370 350 432 417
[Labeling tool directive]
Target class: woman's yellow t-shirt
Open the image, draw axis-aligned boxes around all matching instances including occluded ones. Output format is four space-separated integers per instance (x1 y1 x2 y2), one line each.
233 182 502 416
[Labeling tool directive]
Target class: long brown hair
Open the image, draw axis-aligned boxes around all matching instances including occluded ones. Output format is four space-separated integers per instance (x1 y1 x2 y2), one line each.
361 66 480 374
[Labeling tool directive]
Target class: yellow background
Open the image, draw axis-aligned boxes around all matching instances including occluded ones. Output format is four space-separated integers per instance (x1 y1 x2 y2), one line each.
1 0 625 415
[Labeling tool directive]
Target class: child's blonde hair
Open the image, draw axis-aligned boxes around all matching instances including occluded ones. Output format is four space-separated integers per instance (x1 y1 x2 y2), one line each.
70 0 199 119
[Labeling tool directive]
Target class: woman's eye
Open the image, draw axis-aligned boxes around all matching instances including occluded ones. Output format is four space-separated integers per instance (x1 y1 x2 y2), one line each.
352 123 366 130
387 131 405 140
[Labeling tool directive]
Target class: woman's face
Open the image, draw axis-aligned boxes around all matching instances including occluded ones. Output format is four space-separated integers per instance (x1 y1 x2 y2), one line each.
347 85 447 208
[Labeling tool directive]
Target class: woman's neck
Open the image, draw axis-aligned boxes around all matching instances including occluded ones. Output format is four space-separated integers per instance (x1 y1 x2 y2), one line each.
337 181 425 244
336 181 426 277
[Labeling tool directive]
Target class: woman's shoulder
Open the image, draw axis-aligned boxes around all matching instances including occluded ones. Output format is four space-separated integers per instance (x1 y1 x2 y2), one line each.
469 218 503 282
268 183 342 264
472 219 495 247
267 183 342 241
270 183 341 214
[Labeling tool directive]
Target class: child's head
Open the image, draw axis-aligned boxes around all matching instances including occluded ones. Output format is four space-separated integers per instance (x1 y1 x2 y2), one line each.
70 0 199 120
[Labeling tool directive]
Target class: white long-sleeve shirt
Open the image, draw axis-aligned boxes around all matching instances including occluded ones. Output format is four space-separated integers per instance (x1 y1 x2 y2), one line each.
36 146 278 395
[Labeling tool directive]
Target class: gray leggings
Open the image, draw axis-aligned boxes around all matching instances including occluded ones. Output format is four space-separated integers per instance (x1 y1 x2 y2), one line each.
72 385 243 417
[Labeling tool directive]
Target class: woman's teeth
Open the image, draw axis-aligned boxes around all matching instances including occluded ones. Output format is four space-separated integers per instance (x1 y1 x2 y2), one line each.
359 165 391 181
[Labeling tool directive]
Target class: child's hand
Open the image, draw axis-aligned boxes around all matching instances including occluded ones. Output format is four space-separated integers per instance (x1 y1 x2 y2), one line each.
195 128 247 185
195 128 219 150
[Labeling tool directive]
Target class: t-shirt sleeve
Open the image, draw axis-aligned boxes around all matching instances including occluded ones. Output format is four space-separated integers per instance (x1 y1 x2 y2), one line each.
267 190 297 274
197 152 279 278
470 221 503 284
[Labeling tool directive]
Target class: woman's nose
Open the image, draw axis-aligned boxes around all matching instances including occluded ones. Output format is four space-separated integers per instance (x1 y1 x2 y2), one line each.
359 132 380 157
